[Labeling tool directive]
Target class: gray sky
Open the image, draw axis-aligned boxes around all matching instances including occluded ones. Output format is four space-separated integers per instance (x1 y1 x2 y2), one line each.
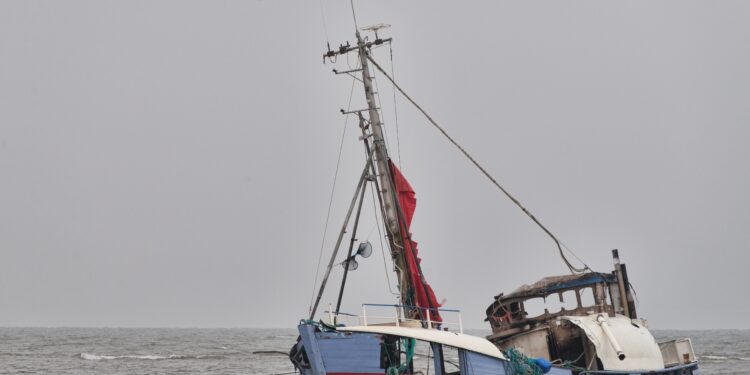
0 1 748 330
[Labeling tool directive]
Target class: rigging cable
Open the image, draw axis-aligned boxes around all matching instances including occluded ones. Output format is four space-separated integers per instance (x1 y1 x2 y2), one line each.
371 67 394 160
349 0 359 31
364 49 394 157
317 0 330 44
359 115 399 296
370 173 399 296
389 42 402 169
366 56 590 274
628 281 640 305
308 77 358 314
425 344 431 375
370 49 400 171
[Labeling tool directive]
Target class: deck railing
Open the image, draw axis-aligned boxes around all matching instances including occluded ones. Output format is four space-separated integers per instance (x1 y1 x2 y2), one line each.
325 303 463 333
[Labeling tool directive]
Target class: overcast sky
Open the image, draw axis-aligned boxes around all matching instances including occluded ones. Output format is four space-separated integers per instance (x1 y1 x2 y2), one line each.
1 1 748 330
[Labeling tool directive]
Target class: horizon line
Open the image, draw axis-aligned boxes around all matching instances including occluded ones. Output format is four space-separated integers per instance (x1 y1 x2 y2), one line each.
1 325 748 331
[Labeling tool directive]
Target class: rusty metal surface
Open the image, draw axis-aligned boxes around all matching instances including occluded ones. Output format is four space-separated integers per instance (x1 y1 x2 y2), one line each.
493 273 616 303
485 272 619 337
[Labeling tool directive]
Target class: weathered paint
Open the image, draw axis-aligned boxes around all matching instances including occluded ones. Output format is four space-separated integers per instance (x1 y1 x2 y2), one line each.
562 314 664 371
499 327 550 360
316 331 383 374
298 324 326 375
339 325 506 359
295 322 697 375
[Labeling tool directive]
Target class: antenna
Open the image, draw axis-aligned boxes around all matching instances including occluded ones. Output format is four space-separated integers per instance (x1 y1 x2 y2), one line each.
349 0 359 31
361 23 391 40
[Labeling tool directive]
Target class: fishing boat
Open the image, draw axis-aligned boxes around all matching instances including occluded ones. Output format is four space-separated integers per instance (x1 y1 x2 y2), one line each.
484 250 699 373
289 18 700 375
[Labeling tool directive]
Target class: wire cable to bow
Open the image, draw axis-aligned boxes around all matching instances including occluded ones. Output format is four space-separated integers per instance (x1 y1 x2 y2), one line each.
366 55 590 274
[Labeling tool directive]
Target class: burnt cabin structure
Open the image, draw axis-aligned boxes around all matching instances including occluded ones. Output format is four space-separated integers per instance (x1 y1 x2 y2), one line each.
485 251 652 371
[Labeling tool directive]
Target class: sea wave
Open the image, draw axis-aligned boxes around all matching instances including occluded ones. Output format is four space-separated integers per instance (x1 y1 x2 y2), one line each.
78 353 225 360
702 355 730 360
700 355 750 361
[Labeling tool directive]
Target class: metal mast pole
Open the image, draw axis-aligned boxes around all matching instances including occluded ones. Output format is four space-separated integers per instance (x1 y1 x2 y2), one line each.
355 32 411 308
356 32 398 236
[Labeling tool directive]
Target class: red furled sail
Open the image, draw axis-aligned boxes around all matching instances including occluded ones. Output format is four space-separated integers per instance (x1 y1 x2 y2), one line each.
389 160 442 323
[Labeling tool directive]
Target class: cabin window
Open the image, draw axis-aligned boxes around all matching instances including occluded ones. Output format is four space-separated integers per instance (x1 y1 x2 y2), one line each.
380 335 401 370
546 290 578 313
602 285 612 307
523 298 547 318
508 302 523 320
563 290 579 310
509 302 521 313
544 295 562 313
410 341 435 374
381 337 440 374
459 350 507 375
443 345 461 374
579 287 596 308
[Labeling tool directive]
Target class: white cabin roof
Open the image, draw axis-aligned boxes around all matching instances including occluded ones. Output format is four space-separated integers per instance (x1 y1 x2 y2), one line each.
337 325 507 360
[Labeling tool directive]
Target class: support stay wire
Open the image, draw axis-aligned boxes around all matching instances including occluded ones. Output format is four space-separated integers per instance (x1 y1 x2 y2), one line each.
310 152 375 320
366 56 590 274
308 77 358 315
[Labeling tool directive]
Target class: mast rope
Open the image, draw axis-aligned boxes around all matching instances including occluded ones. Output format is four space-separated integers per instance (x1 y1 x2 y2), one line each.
308 77 358 314
366 56 590 274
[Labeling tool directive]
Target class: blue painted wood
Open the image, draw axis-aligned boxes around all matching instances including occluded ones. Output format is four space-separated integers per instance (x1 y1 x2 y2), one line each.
316 331 383 373
298 324 326 375
431 343 445 375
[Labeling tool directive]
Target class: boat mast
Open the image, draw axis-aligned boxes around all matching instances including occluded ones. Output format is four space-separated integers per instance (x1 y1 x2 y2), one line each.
357 31 397 235
318 27 423 320
354 31 413 313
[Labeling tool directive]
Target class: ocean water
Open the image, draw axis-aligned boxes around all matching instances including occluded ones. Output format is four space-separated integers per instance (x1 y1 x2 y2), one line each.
0 327 747 374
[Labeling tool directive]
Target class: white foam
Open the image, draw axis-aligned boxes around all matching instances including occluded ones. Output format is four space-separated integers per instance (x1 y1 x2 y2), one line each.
80 353 115 360
78 352 227 361
79 353 168 360
702 355 729 360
